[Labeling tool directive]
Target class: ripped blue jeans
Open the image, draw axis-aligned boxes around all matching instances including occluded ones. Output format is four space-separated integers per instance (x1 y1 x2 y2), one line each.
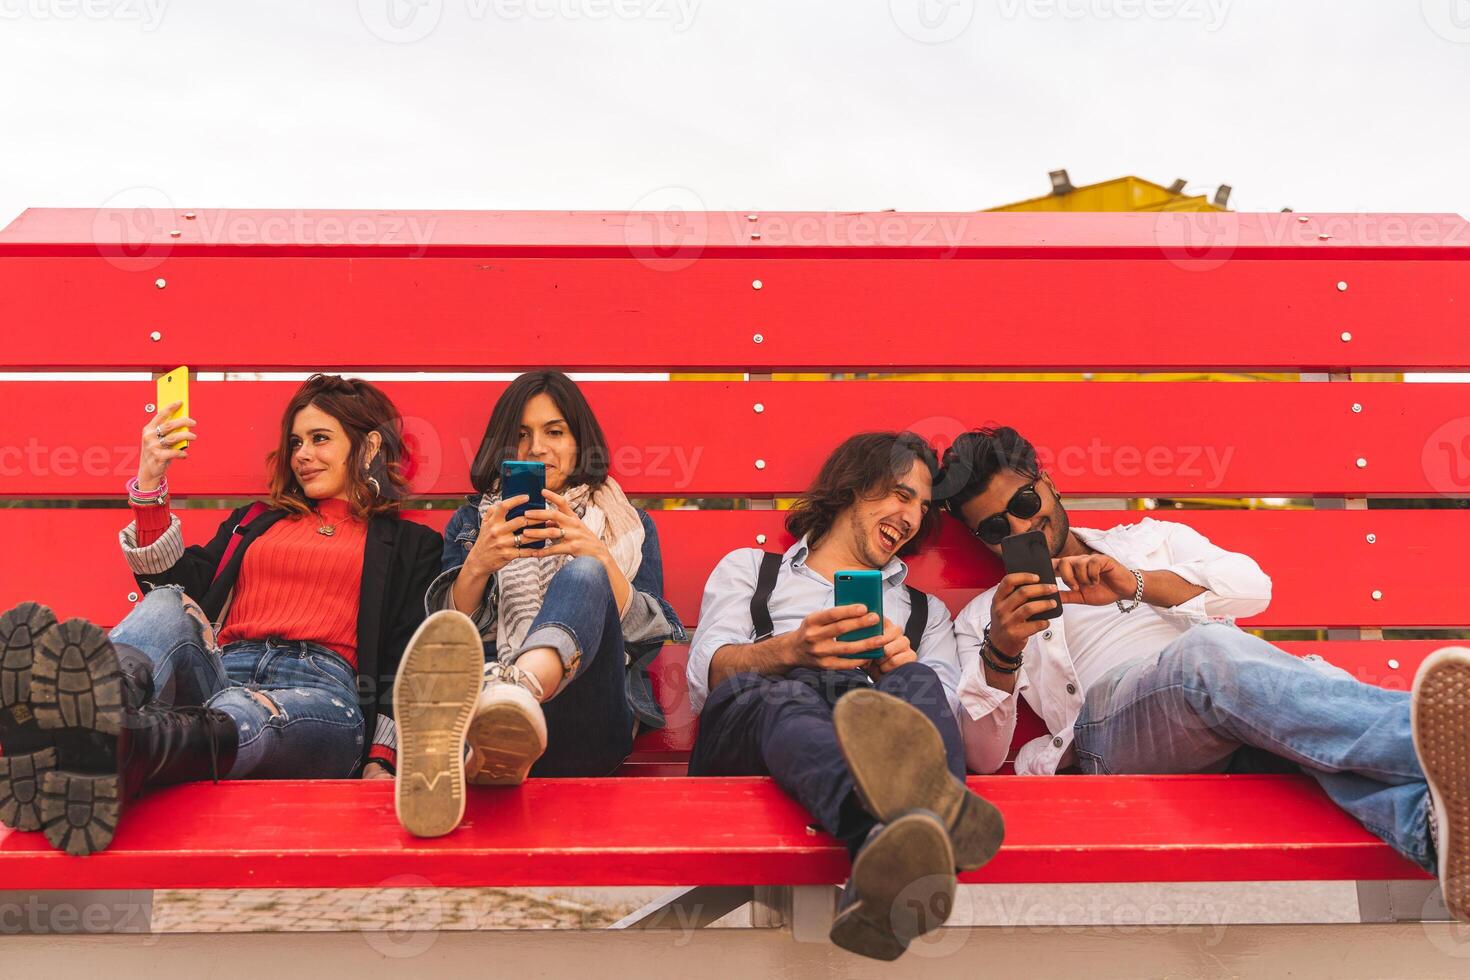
108 586 365 779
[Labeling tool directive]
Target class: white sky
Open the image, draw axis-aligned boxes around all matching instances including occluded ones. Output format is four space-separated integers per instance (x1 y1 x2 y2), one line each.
2 0 1468 223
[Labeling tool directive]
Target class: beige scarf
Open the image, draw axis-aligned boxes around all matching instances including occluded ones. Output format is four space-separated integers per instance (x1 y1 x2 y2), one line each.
481 476 644 660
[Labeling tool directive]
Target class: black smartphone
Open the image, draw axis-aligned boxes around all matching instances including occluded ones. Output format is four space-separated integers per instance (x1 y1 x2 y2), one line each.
500 460 547 551
1000 530 1062 622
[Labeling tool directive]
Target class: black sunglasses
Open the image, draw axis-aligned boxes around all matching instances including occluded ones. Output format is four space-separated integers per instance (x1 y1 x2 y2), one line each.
972 481 1044 545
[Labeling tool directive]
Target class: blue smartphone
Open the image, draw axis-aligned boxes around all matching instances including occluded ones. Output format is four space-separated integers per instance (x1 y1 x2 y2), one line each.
500 460 546 551
834 569 884 658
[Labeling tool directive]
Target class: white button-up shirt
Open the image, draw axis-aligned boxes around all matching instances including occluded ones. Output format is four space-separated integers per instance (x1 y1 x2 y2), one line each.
686 536 963 716
952 518 1273 775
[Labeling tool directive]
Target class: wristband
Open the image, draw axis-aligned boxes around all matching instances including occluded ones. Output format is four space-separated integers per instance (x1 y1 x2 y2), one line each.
127 476 169 506
981 624 1023 673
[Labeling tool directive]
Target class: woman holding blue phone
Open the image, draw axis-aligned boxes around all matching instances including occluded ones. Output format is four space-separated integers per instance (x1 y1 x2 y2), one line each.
394 370 685 838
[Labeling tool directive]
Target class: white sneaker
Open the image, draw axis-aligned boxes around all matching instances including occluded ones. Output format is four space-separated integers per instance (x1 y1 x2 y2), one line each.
392 611 485 838
1410 647 1470 924
466 660 548 786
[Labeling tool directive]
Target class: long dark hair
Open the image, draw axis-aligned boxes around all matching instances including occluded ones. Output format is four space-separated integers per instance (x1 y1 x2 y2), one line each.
785 431 942 557
265 374 410 518
468 371 611 495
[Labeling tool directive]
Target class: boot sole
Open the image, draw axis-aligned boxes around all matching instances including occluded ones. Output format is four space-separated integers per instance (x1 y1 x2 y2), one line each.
829 811 956 961
393 612 485 838
834 688 1005 871
1411 648 1470 924
32 618 124 856
466 686 547 786
0 603 59 832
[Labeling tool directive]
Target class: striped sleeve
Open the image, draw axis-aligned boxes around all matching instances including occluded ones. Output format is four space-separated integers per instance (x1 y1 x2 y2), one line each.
369 713 398 771
118 514 186 575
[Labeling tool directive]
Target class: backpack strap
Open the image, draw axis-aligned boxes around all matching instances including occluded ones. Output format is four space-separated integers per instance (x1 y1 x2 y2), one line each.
903 585 929 654
213 501 270 586
750 551 784 642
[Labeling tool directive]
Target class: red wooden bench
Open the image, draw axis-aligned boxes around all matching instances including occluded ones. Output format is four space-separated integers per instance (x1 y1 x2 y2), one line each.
1 208 1467 958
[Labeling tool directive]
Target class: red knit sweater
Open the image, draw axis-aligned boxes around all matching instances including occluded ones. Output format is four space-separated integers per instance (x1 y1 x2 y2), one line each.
134 498 366 667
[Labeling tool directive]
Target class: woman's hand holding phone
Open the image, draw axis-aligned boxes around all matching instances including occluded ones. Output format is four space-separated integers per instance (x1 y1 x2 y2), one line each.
464 496 534 578
137 401 197 492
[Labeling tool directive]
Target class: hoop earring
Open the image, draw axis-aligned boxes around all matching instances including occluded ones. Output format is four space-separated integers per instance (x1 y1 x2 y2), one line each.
367 475 381 496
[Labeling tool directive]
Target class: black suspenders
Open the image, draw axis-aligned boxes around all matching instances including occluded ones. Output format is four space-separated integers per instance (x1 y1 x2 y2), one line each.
749 552 930 652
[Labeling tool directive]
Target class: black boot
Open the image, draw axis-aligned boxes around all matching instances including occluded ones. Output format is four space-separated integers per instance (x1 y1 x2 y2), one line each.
0 608 239 856
0 602 60 831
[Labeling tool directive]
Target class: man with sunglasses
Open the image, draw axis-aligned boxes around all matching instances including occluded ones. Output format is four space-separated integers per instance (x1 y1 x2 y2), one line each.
938 425 1470 924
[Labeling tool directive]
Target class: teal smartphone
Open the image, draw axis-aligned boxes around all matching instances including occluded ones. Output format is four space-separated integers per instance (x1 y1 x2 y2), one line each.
500 460 547 551
834 569 884 657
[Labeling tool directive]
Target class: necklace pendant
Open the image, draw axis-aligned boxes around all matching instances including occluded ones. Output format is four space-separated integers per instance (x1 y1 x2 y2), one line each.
317 525 335 537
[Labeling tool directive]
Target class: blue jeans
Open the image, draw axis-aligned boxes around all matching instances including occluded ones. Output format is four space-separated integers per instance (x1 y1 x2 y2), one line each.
108 587 365 779
504 556 635 777
1072 622 1434 873
689 662 965 859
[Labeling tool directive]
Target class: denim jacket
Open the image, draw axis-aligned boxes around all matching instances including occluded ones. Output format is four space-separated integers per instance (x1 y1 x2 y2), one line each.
425 495 686 730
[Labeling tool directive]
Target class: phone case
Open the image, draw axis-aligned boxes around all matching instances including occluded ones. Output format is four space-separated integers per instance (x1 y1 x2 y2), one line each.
834 569 885 656
500 460 547 550
155 367 190 452
1001 530 1063 622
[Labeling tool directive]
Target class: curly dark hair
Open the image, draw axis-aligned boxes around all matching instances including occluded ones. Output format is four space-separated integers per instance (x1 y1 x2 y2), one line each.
784 431 942 556
938 425 1040 517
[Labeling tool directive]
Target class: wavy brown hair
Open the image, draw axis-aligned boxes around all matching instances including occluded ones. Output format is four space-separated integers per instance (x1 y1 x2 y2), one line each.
784 431 942 557
265 374 411 518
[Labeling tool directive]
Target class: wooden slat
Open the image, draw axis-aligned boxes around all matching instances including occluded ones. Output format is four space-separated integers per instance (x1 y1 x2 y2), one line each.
7 379 1470 497
7 208 1467 255
2 255 1468 371
3 508 1465 630
0 775 1424 889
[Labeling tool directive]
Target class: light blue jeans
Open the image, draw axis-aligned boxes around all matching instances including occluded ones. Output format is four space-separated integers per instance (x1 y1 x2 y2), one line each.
1072 622 1433 873
108 586 365 779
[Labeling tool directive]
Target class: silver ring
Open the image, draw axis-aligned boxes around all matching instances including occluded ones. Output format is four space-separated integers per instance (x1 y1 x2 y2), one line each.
513 530 524 548
558 527 565 540
155 426 166 441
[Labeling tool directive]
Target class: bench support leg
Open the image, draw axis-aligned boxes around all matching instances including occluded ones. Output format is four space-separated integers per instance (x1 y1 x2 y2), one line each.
751 884 839 941
1356 879 1451 922
610 886 754 930
0 890 153 935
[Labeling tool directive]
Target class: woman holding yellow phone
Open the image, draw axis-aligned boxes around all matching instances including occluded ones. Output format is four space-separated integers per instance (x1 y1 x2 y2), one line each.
0 374 441 856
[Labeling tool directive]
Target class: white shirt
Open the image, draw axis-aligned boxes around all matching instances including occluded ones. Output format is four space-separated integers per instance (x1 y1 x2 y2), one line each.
952 518 1273 775
686 536 963 717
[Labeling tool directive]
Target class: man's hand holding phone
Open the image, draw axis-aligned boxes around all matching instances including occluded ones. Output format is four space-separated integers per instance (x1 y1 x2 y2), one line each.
137 401 196 492
779 604 887 670
986 572 1060 663
862 618 918 680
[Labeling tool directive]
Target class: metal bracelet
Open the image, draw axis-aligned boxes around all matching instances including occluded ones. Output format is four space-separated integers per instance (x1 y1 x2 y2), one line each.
1115 568 1145 614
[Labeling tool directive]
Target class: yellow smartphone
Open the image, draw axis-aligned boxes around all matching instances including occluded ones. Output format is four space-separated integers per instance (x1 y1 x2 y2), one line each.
155 367 190 452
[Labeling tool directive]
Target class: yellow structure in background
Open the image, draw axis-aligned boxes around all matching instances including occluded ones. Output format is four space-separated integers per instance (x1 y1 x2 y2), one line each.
986 172 1230 213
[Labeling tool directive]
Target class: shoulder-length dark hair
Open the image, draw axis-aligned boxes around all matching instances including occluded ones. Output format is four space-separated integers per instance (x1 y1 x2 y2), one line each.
785 431 942 557
265 374 411 519
468 371 611 496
